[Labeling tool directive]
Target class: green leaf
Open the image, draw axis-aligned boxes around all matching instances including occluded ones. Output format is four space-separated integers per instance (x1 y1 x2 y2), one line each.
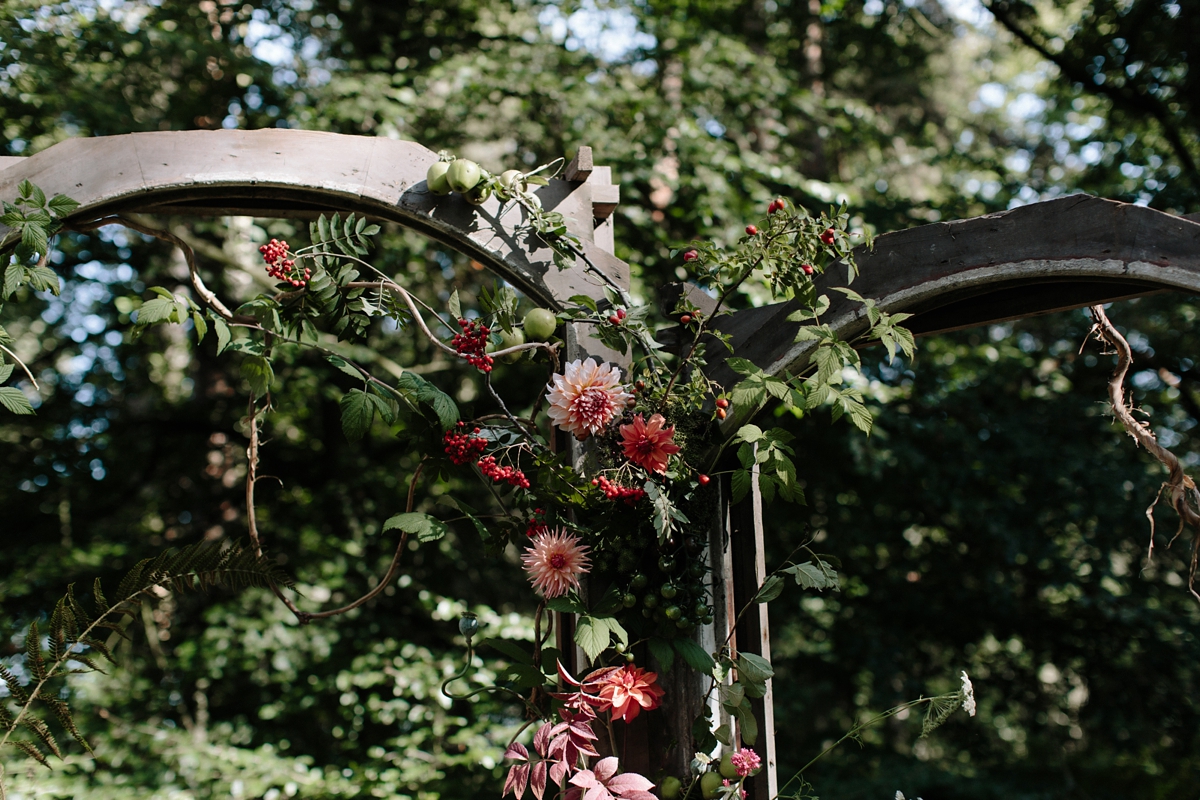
241 356 274 397
339 389 375 441
326 354 364 380
713 722 733 747
545 595 586 614
726 357 759 376
448 289 462 321
574 615 612 663
4 263 26 298
648 638 674 673
47 194 80 217
737 652 775 683
0 386 34 415
21 222 47 256
673 638 715 673
569 294 598 313
191 310 207 342
366 390 399 425
753 574 785 604
382 511 451 543
787 560 841 592
735 424 764 443
136 296 180 326
480 638 533 664
26 265 59 295
730 469 752 504
212 317 231 354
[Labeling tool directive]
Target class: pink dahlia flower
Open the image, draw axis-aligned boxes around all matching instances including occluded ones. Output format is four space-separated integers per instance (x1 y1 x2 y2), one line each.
594 664 665 723
546 358 632 440
522 528 591 598
618 414 681 474
730 748 761 778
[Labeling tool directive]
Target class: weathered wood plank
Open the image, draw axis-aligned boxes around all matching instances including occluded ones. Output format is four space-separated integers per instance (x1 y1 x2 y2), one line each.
728 453 777 800
705 196 1200 409
0 130 628 310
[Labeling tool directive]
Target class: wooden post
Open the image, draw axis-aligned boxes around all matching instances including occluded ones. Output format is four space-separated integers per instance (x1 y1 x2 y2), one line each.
727 450 777 799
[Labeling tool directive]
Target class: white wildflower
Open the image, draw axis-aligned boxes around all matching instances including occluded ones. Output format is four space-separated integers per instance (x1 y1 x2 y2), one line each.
960 671 977 717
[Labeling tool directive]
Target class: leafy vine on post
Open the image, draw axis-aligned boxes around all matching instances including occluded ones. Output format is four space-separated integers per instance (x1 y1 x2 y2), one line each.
1 160 978 800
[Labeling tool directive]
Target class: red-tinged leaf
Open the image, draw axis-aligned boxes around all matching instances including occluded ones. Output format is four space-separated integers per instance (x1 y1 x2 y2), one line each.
571 721 599 741
558 660 582 687
593 757 620 782
505 742 530 762
564 788 583 800
504 763 531 800
583 786 614 800
533 722 553 755
569 770 601 790
531 760 549 800
550 759 570 786
621 792 657 800
607 774 655 795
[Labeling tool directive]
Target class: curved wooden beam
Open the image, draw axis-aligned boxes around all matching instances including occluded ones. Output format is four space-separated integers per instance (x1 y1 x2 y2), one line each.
707 195 1200 400
0 130 627 309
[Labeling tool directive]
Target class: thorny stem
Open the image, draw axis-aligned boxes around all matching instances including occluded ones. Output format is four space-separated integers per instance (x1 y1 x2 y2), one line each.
1088 305 1200 601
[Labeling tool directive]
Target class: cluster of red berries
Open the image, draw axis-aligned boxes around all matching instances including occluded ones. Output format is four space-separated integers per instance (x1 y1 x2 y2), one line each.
259 239 311 287
592 476 647 505
607 308 627 326
525 508 549 538
452 319 494 372
443 422 488 465
820 227 836 245
478 455 531 488
768 197 787 214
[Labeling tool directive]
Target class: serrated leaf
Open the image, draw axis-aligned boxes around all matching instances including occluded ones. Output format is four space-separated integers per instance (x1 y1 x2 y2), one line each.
480 638 533 664
545 595 586 614
210 316 231 354
26 265 59 295
648 638 674 673
366 390 398 425
47 194 80 217
0 363 13 383
574 615 612 664
383 511 451 543
730 469 752 504
673 638 715 673
0 386 34 414
136 296 180 326
448 289 462 321
191 310 207 342
326 354 363 379
4 262 26 298
241 356 274 397
753 574 785 604
339 388 375 441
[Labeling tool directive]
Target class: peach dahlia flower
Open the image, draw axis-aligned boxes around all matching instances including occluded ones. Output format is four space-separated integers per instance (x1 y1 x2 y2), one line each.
618 413 681 474
546 358 632 440
594 665 665 724
522 528 591 598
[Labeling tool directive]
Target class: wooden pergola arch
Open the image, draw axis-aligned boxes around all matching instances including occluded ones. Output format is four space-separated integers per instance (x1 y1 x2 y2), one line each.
3 130 1199 795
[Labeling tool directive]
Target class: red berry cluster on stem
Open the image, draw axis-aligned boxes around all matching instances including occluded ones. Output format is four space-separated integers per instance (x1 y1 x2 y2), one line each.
259 239 312 287
443 422 487 465
820 227 836 245
607 308 627 326
525 508 549 538
591 476 647 505
452 318 494 372
478 455 531 488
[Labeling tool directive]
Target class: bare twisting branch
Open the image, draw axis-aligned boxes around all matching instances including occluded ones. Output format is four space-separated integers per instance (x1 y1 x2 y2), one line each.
1088 305 1200 602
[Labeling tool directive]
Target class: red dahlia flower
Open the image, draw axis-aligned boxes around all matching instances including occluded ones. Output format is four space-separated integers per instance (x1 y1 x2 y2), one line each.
619 413 681 474
594 665 665 723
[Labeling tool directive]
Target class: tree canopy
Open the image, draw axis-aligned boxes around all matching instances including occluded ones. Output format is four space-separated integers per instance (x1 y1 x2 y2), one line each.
1 0 1198 798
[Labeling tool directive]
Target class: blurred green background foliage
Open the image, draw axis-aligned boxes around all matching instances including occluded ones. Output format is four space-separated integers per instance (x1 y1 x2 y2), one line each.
0 0 1198 797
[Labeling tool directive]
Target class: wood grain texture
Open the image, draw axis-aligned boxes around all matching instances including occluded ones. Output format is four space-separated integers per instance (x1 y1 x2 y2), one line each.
0 130 629 309
706 195 1200 411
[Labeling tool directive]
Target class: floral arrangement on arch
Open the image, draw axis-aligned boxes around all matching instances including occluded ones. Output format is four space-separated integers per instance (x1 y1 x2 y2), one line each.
0 165 983 799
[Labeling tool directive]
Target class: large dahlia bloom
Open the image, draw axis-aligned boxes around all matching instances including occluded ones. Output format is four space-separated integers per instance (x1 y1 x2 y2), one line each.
593 664 665 723
522 528 591 598
618 414 681 474
546 358 632 440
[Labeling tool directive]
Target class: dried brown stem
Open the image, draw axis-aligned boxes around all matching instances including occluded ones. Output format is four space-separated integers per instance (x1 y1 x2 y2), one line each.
71 215 238 321
1089 305 1200 601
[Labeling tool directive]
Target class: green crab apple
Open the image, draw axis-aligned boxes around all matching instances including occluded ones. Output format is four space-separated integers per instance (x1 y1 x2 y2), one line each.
522 308 558 341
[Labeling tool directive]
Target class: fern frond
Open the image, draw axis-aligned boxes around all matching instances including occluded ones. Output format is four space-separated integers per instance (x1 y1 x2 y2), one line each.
23 621 46 683
75 636 113 666
10 739 50 768
0 665 29 705
43 698 90 754
20 715 60 759
92 578 109 615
